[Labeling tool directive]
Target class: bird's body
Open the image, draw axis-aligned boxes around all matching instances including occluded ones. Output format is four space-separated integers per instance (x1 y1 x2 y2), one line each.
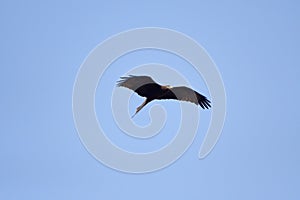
117 75 211 117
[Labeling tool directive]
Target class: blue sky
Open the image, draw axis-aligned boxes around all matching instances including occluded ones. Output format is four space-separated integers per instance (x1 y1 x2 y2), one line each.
1 0 300 199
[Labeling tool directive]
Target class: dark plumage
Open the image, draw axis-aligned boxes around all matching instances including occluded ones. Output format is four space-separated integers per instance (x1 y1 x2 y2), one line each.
117 75 211 117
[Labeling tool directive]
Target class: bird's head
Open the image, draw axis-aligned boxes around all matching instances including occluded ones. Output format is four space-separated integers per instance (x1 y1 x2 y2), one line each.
161 85 172 90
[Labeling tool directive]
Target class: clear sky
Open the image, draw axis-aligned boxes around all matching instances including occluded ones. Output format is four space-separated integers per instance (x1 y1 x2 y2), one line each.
1 0 300 199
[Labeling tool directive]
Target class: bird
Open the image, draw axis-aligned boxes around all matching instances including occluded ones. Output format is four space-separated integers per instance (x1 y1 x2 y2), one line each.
117 75 211 118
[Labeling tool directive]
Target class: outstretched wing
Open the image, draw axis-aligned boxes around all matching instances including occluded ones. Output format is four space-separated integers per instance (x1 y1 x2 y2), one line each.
160 86 211 109
117 75 161 98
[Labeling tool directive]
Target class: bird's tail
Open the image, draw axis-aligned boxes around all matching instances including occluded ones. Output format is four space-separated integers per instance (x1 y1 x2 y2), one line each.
131 99 148 118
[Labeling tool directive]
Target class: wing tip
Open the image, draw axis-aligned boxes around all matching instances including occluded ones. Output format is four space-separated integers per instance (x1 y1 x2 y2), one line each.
116 75 133 86
199 97 211 109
